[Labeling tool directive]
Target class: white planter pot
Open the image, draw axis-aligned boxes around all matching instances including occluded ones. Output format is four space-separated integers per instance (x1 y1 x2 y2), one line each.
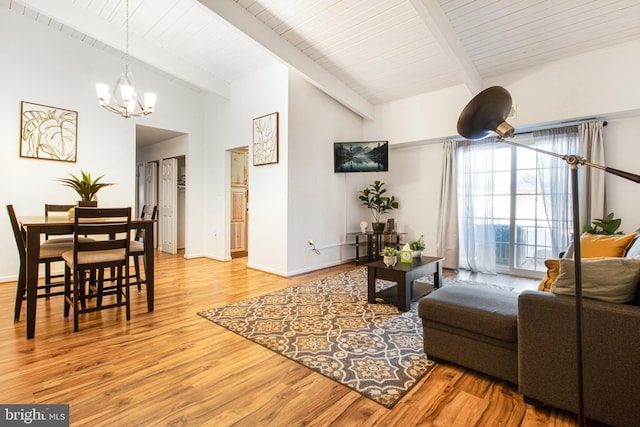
383 255 397 267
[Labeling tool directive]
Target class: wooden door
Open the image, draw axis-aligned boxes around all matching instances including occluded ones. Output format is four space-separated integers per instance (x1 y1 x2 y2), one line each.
230 150 248 256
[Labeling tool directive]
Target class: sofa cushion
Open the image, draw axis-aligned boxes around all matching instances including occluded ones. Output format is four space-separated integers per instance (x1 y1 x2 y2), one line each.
551 257 640 303
538 259 560 292
580 232 638 258
418 284 519 343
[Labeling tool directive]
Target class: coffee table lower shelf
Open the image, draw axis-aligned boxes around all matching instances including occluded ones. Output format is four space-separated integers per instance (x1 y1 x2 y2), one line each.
372 281 435 306
366 256 443 312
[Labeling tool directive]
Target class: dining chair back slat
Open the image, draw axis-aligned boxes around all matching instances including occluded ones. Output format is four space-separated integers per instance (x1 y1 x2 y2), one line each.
42 204 78 289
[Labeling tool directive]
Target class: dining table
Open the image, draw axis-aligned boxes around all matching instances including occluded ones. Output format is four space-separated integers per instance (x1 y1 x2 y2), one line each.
19 215 156 339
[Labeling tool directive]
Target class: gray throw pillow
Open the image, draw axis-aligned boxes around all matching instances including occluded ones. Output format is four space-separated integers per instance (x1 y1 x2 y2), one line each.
551 258 640 304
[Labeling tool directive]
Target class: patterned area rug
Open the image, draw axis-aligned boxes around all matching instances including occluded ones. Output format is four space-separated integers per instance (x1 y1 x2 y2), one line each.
198 267 437 408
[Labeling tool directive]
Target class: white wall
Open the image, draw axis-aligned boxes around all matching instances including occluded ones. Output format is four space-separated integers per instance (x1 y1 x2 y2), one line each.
602 115 640 230
287 72 364 275
0 7 206 281
202 63 289 274
364 39 640 145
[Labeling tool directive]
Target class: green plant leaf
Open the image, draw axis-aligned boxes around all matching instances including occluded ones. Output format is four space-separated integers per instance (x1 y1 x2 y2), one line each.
56 170 114 201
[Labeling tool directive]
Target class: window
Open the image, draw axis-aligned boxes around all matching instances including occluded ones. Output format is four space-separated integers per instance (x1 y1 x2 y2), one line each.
457 131 576 277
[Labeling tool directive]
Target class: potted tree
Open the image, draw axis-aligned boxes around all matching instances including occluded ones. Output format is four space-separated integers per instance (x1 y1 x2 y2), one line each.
358 180 399 233
57 170 114 206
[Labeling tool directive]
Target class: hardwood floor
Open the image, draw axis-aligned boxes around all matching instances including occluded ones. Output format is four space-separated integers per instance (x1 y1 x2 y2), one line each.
0 252 583 426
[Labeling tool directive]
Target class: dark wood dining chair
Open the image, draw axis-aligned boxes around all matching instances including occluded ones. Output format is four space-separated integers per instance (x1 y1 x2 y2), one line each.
43 204 76 291
7 204 76 321
129 205 157 291
62 207 132 332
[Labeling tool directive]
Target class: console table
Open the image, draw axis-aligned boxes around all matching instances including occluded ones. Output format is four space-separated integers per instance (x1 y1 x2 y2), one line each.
347 232 407 265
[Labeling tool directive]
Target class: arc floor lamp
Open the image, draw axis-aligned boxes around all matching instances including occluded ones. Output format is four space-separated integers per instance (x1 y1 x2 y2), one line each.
456 86 640 427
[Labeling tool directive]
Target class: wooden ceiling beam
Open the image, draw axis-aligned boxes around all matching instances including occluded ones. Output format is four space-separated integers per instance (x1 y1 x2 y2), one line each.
409 0 482 95
197 0 374 120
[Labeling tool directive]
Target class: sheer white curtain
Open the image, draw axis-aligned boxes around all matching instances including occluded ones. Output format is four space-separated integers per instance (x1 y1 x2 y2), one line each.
436 141 459 269
532 121 605 257
533 126 579 257
457 137 498 274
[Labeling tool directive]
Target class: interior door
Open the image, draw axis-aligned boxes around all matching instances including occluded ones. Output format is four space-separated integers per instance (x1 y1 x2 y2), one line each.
230 149 248 256
136 162 145 216
230 187 247 253
145 161 159 247
145 161 158 209
159 158 177 254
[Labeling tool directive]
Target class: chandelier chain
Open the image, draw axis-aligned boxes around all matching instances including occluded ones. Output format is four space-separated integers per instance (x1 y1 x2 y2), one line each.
125 0 129 64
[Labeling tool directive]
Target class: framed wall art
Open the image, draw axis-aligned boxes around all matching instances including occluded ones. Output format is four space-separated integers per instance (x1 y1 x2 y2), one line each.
20 101 78 162
253 112 279 166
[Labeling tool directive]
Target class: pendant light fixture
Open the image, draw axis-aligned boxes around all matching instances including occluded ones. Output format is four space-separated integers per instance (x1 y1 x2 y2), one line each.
96 0 156 118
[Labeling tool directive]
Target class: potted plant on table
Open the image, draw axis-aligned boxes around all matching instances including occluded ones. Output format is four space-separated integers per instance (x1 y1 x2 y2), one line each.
56 170 114 207
381 246 400 267
409 235 426 258
358 180 399 233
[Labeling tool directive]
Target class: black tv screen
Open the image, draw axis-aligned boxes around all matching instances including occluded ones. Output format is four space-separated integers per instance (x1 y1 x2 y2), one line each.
334 141 388 172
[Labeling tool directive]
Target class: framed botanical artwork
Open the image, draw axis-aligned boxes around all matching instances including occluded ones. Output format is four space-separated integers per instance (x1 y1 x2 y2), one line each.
253 112 279 166
20 101 78 162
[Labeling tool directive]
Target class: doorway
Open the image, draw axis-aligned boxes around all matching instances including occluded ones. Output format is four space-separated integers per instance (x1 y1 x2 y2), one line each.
230 148 248 258
135 125 187 254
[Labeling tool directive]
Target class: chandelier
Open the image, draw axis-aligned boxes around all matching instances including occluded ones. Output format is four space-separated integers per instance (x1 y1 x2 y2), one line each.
95 0 156 118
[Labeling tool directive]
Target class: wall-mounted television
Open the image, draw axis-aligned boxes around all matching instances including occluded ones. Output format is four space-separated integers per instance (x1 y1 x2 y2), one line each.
334 141 388 173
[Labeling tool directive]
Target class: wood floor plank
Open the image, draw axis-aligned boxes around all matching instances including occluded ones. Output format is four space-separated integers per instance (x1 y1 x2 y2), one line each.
0 251 585 426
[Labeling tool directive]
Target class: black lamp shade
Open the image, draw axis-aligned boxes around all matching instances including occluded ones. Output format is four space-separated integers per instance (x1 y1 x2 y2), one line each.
457 86 514 140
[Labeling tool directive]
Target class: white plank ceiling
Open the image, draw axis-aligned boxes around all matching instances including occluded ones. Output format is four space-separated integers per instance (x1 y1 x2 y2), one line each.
6 0 640 119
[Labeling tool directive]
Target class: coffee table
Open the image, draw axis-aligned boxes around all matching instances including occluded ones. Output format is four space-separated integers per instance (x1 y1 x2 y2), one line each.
366 256 443 312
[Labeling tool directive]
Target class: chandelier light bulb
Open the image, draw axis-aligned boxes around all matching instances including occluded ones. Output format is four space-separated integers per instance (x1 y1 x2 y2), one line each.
144 93 156 112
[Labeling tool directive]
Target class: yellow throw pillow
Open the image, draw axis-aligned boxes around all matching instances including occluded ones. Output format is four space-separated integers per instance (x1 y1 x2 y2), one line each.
538 259 560 292
580 232 638 258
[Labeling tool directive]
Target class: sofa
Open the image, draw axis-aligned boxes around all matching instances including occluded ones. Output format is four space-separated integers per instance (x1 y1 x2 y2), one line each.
418 231 640 427
518 289 640 427
419 284 640 427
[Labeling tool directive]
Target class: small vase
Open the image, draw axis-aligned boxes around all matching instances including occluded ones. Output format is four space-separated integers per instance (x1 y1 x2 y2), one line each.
413 250 423 258
383 255 397 267
78 200 98 207
372 222 386 233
